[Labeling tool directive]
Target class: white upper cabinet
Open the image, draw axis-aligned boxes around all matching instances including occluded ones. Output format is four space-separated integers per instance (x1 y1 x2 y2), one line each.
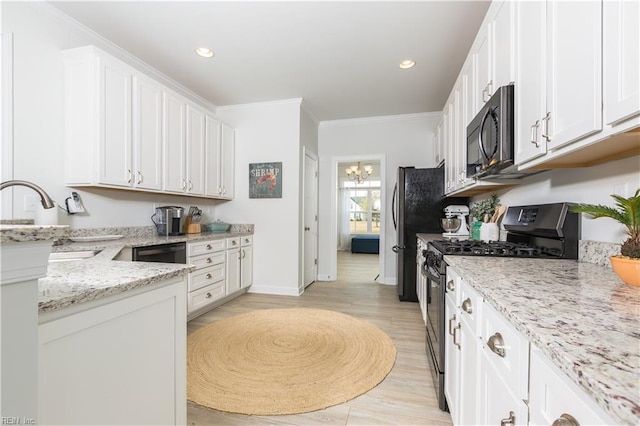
64 45 234 200
163 90 187 193
204 116 222 198
204 119 235 199
516 0 602 165
133 74 163 191
603 0 640 125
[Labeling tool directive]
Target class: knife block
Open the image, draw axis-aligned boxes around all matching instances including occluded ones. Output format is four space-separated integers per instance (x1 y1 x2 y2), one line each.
183 217 201 234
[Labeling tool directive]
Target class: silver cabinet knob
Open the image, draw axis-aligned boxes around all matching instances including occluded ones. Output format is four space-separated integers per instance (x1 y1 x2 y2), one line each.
232 240 237 245
244 238 250 243
205 292 212 299
487 332 506 357
206 244 212 250
462 298 472 314
500 411 515 426
206 273 212 279
206 257 212 263
552 414 580 426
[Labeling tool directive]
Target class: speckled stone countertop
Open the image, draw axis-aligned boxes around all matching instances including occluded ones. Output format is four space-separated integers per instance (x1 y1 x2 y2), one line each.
444 255 639 424
0 224 69 243
39 231 252 314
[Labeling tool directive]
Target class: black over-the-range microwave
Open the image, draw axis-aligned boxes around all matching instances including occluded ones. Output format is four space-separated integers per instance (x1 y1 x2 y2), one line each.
466 84 515 179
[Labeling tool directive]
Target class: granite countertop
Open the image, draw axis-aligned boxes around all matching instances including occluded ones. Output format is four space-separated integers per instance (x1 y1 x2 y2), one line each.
444 255 640 425
39 231 252 314
0 224 69 243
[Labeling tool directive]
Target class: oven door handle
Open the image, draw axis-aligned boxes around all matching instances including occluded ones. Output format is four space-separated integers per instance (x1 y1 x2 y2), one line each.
392 245 404 253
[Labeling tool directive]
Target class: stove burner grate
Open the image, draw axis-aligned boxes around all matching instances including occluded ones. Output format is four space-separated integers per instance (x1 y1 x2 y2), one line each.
433 240 563 259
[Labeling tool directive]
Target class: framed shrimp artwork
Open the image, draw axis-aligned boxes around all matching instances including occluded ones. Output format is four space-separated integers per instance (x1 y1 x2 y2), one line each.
249 162 282 198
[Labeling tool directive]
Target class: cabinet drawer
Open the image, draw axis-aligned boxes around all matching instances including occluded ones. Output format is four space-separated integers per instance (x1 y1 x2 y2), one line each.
188 281 225 313
240 235 253 247
189 251 225 270
188 239 225 257
226 237 240 249
459 280 482 337
481 302 529 401
188 263 224 292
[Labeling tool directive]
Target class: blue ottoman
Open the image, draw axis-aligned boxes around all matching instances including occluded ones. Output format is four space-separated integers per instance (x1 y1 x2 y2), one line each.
351 235 380 254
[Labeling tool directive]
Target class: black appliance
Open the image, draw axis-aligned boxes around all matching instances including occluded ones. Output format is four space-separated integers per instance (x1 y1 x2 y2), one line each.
132 242 187 264
466 84 515 179
391 166 446 302
423 202 580 412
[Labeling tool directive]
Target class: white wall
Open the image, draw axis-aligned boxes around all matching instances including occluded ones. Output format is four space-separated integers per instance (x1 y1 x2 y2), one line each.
2 2 221 228
317 112 441 284
478 155 640 245
215 99 304 296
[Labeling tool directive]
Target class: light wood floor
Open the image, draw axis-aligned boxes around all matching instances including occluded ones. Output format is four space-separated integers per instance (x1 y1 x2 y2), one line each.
187 252 452 426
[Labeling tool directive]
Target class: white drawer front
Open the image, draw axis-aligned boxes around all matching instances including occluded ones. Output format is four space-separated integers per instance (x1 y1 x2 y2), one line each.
188 281 225 313
226 237 240 249
240 235 253 247
189 251 225 270
481 301 529 400
188 263 224 292
188 239 225 257
459 280 482 337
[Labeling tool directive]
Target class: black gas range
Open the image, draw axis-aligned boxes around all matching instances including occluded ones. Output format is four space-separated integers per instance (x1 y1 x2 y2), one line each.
423 202 580 412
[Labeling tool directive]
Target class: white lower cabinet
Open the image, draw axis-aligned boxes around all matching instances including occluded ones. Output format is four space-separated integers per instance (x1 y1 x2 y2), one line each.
240 235 253 288
38 277 186 425
529 345 615 426
225 237 241 295
444 268 461 424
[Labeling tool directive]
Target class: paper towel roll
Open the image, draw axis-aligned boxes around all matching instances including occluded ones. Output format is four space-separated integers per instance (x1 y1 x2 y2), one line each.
35 202 59 226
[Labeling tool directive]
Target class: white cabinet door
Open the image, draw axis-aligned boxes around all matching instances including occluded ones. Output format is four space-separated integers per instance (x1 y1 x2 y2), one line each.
205 116 221 197
445 101 456 194
479 353 528 426
163 91 187 193
492 0 514 90
98 54 132 187
186 105 206 195
241 245 253 289
220 123 235 199
444 292 460 425
474 22 492 112
515 0 547 165
133 74 163 191
225 247 241 294
603 0 640 125
546 0 602 150
459 319 480 426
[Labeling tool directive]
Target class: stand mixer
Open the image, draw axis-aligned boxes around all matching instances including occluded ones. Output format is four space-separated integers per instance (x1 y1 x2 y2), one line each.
441 205 470 240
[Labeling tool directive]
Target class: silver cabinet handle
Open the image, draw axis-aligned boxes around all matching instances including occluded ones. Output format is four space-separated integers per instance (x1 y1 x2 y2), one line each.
500 411 515 426
487 332 506 357
136 171 142 184
552 414 580 426
542 112 552 143
127 169 132 184
206 244 212 250
446 279 455 292
304 226 310 231
206 273 212 279
182 179 187 190
530 120 540 147
205 292 212 299
462 298 472 314
449 314 456 336
453 323 461 349
206 257 212 263
241 249 246 259
188 180 193 191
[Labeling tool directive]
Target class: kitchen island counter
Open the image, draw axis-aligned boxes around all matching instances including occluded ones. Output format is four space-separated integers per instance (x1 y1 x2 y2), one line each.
40 231 251 315
444 255 639 425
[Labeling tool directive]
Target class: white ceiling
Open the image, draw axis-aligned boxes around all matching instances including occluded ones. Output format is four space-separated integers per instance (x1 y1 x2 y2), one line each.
49 1 491 122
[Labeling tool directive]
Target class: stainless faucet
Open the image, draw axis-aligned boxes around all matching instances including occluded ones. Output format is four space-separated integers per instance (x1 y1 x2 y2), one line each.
0 180 56 209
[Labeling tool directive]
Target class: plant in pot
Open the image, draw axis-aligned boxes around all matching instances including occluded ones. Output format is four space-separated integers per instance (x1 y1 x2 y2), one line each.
570 189 640 286
470 194 500 240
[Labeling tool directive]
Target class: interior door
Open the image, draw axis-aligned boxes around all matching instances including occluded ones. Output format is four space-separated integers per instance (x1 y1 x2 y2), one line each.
303 152 318 288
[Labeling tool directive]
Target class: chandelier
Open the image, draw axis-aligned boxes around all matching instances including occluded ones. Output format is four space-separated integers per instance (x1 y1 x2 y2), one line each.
345 162 373 184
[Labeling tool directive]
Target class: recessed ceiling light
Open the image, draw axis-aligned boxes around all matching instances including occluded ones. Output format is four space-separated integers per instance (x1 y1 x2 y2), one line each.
399 60 416 69
195 47 214 58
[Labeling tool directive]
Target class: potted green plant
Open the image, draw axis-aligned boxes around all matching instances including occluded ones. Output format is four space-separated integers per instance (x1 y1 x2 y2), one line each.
470 194 500 240
570 189 640 286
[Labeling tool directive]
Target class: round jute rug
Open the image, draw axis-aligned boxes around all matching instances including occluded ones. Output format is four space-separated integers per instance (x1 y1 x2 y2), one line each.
187 307 397 416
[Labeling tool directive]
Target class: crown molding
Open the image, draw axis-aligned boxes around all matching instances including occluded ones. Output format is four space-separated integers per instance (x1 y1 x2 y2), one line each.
319 111 441 128
217 97 303 111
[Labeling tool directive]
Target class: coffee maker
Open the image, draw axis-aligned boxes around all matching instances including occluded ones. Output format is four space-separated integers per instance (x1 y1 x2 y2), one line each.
151 206 185 236
442 205 470 240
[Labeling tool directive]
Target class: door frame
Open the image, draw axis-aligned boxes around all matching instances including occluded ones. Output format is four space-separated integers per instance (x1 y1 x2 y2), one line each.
301 147 319 289
328 154 386 283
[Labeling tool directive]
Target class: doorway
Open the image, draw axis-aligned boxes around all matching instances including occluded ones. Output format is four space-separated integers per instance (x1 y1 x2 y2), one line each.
331 155 386 284
302 149 318 288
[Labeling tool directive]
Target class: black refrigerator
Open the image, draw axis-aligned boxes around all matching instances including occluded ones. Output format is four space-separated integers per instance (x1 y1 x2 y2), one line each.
392 166 445 302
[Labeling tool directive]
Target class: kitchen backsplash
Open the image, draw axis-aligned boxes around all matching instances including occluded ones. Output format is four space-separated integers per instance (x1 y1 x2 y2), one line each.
67 224 254 239
579 240 621 268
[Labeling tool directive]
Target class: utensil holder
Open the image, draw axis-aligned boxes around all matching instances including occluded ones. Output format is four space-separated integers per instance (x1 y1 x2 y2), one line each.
480 222 499 242
183 217 201 234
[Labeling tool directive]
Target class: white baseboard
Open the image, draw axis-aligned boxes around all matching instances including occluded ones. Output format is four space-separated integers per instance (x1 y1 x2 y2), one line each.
316 274 335 281
384 276 397 286
247 285 302 296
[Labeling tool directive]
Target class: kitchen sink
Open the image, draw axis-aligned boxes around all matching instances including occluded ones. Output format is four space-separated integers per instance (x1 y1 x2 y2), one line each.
49 250 102 262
